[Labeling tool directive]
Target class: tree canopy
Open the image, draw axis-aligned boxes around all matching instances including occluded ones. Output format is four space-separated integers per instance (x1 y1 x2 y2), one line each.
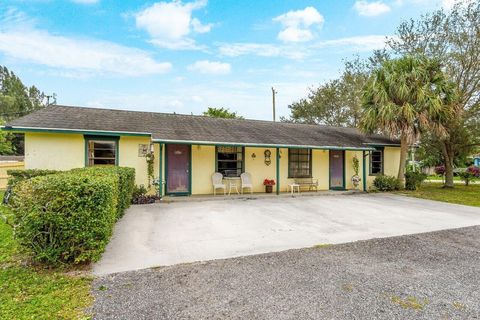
360 55 458 184
203 107 243 119
0 66 50 154
386 1 480 187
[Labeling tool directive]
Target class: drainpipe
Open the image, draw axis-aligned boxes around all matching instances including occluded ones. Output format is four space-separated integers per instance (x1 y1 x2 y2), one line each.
159 143 164 197
362 150 367 192
276 147 280 195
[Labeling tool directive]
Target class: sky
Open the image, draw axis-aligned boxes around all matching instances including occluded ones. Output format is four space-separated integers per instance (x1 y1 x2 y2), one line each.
0 0 462 120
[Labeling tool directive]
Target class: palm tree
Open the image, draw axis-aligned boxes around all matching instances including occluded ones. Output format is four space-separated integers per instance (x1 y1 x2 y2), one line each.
360 55 458 186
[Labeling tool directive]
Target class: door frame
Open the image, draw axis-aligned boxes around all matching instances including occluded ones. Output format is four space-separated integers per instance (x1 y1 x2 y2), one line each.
329 150 346 190
165 144 192 196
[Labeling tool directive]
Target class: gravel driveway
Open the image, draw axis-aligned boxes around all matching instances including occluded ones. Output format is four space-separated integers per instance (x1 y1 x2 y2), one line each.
92 226 480 319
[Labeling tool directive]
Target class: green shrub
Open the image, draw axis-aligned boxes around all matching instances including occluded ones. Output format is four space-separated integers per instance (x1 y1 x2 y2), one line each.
373 175 401 191
405 171 427 190
70 167 135 219
133 184 148 199
9 171 118 264
7 169 59 187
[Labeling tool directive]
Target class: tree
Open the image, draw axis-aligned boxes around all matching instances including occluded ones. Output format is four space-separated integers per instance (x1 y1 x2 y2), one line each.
360 55 458 186
386 1 480 187
283 55 385 127
203 107 243 119
0 119 14 155
0 66 50 154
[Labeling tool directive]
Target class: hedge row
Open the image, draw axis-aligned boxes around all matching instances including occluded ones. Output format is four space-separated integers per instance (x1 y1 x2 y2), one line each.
8 167 135 264
7 169 59 187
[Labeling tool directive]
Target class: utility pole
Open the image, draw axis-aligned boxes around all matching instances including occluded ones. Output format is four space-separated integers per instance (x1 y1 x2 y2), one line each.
45 93 57 106
271 87 277 122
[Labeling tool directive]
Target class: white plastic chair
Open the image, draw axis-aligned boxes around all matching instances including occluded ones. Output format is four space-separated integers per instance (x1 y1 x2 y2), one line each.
240 172 253 194
212 172 226 196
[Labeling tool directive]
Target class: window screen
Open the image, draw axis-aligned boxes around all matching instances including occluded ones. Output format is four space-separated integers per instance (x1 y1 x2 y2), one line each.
288 148 312 178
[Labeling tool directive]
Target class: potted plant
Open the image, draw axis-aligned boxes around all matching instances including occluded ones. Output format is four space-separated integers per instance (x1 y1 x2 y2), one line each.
351 155 362 189
263 179 275 193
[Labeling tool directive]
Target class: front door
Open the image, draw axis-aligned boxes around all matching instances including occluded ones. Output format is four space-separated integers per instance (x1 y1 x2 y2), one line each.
166 144 190 195
329 150 345 190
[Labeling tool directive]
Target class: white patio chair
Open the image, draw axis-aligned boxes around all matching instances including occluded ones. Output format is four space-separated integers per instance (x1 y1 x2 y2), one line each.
240 172 253 194
212 172 226 196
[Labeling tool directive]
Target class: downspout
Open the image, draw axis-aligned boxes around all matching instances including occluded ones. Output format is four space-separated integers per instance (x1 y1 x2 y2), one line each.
276 147 280 195
159 143 164 197
362 150 367 192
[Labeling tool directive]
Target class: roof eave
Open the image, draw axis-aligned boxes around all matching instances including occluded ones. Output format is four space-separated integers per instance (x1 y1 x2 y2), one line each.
1 126 151 137
152 138 375 151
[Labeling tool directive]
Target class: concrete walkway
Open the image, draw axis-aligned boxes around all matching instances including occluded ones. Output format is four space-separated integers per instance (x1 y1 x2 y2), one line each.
93 193 480 275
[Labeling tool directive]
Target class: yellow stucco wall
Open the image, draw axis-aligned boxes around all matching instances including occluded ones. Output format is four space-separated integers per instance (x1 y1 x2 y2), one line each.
191 145 216 194
24 134 400 194
278 148 330 192
366 147 401 189
25 133 153 187
25 133 84 170
345 150 366 191
118 136 151 187
244 147 277 193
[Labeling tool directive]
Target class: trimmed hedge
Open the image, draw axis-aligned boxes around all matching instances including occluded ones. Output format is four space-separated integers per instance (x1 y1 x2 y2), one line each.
71 167 135 219
8 166 135 264
7 169 58 187
373 175 401 191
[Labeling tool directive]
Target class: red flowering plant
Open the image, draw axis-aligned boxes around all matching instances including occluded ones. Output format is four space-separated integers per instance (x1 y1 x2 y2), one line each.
458 166 480 186
434 165 446 176
263 179 276 186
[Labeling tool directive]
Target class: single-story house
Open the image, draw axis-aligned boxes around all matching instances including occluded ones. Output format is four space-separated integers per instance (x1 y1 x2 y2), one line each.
2 105 400 196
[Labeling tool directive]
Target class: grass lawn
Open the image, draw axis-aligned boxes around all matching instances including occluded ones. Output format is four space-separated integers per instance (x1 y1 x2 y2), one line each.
426 175 461 181
0 191 93 319
398 183 480 207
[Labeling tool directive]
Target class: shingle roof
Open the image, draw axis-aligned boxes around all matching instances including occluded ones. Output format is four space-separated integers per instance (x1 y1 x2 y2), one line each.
5 105 399 149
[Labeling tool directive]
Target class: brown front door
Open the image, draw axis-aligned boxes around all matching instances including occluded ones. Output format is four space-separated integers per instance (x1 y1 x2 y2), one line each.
329 150 345 190
166 144 190 195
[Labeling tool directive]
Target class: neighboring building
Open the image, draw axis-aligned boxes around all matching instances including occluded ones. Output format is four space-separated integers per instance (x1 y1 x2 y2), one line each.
0 156 24 189
474 155 480 167
2 105 401 195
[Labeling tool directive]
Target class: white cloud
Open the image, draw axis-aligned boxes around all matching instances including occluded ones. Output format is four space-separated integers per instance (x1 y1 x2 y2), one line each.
273 7 324 43
71 0 99 4
354 1 391 16
315 35 389 51
0 28 172 76
218 43 309 60
135 0 212 50
188 60 231 74
394 0 471 9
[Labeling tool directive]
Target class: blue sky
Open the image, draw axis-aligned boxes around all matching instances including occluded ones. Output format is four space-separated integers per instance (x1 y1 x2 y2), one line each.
0 0 458 120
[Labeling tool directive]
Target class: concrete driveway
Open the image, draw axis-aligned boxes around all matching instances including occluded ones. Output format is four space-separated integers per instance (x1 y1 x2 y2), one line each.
93 194 480 275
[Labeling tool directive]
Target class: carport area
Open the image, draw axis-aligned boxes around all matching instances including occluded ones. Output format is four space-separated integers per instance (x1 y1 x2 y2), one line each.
93 194 480 275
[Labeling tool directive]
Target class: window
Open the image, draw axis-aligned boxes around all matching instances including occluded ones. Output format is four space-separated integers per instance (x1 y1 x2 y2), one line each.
370 148 384 175
216 146 243 177
86 137 118 166
288 148 312 178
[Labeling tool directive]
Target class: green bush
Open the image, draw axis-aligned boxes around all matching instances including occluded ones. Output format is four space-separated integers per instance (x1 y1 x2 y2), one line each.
405 171 427 190
9 171 118 264
72 167 135 219
373 175 401 191
8 166 135 264
7 169 58 187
